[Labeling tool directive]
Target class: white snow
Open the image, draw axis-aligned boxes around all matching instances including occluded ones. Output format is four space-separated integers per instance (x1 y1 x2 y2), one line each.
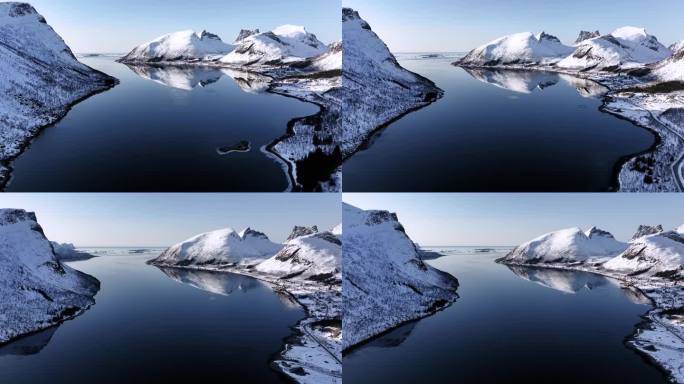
0 2 115 186
256 231 341 281
342 203 459 349
0 209 99 344
604 230 684 279
149 227 282 266
458 32 574 66
119 30 234 63
650 45 684 82
557 27 671 71
220 25 326 66
502 227 627 263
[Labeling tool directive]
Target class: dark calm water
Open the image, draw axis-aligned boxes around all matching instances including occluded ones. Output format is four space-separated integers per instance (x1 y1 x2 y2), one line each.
344 249 666 384
0 254 303 383
344 56 657 192
7 57 318 191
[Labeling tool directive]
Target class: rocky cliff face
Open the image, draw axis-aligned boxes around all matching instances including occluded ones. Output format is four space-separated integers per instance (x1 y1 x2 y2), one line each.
0 208 100 344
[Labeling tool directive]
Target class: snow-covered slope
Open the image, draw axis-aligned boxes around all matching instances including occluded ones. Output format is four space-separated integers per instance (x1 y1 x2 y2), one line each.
255 229 341 283
0 209 99 344
220 25 326 67
499 227 628 264
342 203 459 349
305 41 342 72
0 2 116 186
557 27 671 71
148 227 282 267
119 30 234 63
604 228 684 280
341 8 443 161
457 32 574 67
649 45 684 82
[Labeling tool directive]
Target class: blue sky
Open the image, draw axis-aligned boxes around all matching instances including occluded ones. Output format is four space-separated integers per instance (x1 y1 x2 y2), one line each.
0 194 340 247
344 194 684 246
29 0 340 53
343 0 684 52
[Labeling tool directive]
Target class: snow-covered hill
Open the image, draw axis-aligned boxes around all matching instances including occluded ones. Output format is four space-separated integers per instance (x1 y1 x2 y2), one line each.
0 209 99 344
604 227 684 280
148 227 282 267
499 227 628 264
220 25 327 67
457 32 574 67
341 8 443 164
557 27 671 71
256 229 341 283
119 30 234 63
342 203 459 349
0 2 116 187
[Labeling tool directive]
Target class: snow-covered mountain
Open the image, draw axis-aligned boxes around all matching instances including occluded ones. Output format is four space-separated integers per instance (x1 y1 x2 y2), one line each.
119 30 234 63
0 209 99 344
557 27 671 71
220 25 327 67
0 2 116 186
457 32 574 67
341 8 443 161
575 30 601 44
304 41 342 72
148 227 282 267
649 44 684 82
255 228 341 283
604 227 684 280
499 227 628 264
342 203 459 349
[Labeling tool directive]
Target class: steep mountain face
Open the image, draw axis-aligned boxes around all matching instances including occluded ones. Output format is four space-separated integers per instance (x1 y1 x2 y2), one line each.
305 41 342 72
632 225 664 240
0 2 116 185
287 225 319 241
0 209 99 344
604 228 684 280
342 203 459 349
557 27 671 71
148 227 282 267
575 30 601 44
456 31 574 67
220 25 327 66
341 8 443 160
235 28 260 43
255 230 341 283
499 227 628 264
119 30 234 63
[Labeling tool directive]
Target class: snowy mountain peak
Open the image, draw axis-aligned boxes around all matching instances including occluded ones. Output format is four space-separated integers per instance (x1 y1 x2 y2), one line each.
611 26 648 40
631 224 664 240
235 28 260 42
604 230 684 280
0 208 38 225
537 32 561 43
119 29 234 63
238 227 269 240
575 30 601 44
585 226 616 239
272 24 308 38
286 225 319 241
149 226 281 267
500 227 627 264
2 2 40 19
457 31 574 67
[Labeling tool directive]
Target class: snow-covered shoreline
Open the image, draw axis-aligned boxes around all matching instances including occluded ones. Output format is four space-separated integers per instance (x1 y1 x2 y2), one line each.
497 225 684 383
147 262 342 384
498 259 683 383
146 225 342 384
454 27 684 192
